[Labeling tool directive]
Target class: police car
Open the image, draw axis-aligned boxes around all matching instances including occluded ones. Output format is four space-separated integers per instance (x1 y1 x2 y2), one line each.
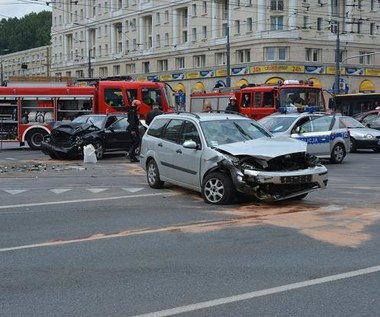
259 110 350 164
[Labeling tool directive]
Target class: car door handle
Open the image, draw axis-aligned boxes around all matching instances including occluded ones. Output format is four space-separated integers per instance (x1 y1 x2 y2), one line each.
158 143 163 147
176 149 182 154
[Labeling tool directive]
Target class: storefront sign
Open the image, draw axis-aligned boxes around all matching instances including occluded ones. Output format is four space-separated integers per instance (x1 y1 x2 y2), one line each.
365 68 380 76
186 72 201 79
215 69 227 77
250 65 304 73
200 70 214 78
172 73 185 80
345 67 364 76
305 66 325 74
232 66 248 75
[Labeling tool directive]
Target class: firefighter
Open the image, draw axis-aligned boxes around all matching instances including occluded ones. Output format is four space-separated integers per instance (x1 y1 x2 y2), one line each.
226 95 238 113
126 99 142 163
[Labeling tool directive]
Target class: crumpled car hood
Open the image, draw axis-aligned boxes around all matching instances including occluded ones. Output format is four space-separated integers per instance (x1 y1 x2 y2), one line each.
349 127 380 137
214 135 307 160
51 122 95 137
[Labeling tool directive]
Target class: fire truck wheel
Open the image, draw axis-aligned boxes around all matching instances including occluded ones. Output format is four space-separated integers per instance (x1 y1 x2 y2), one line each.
92 139 104 160
26 129 48 150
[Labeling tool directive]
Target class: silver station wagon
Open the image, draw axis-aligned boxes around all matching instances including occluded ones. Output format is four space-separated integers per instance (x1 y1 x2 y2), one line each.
140 112 328 204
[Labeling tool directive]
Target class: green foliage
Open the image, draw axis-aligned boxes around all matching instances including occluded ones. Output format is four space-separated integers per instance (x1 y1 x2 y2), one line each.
0 11 52 54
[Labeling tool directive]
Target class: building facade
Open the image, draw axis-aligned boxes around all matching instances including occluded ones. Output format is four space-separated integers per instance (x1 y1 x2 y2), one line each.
2 1 380 103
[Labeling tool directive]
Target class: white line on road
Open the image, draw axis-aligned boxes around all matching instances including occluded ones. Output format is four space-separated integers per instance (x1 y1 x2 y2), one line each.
0 191 176 211
132 265 380 317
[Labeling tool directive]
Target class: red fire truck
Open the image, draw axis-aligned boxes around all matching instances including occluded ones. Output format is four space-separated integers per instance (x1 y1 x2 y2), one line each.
190 80 327 119
0 79 175 149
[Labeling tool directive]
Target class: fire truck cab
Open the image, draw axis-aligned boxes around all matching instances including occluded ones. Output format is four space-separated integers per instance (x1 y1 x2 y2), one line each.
190 80 326 120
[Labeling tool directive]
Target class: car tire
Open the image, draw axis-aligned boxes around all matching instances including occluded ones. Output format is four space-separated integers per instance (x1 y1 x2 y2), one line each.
92 139 104 160
201 172 235 205
350 137 357 153
330 143 345 164
146 159 164 189
26 129 48 150
49 153 58 160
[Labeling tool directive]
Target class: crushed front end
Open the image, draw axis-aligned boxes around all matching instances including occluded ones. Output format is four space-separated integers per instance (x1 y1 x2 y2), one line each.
219 151 328 201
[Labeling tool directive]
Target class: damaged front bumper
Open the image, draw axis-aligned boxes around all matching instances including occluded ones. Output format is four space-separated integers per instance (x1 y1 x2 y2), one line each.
230 165 328 201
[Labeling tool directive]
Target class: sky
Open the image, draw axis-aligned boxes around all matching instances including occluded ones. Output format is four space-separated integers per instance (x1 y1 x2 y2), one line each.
0 0 51 19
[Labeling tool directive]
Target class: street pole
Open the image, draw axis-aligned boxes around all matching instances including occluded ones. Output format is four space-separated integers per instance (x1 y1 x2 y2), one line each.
1 61 3 85
334 20 340 95
226 0 231 88
88 48 91 78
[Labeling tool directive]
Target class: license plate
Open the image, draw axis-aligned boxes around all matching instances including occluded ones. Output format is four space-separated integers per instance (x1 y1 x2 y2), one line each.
280 175 312 184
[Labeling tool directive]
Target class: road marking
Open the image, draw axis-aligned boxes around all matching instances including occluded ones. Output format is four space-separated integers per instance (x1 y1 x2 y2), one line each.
50 188 72 194
132 265 380 317
86 188 108 193
123 187 144 193
0 191 176 211
4 189 28 195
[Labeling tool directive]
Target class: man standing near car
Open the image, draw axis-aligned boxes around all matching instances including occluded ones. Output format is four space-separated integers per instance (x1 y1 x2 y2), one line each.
127 99 142 162
146 102 163 125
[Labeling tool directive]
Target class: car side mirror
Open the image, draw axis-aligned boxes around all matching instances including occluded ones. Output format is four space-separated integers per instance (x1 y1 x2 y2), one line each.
183 140 198 150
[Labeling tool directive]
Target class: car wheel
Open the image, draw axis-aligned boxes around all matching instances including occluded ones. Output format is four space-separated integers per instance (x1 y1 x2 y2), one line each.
350 137 357 153
146 159 164 189
92 140 104 159
49 153 58 160
202 172 235 205
26 129 48 150
330 143 345 164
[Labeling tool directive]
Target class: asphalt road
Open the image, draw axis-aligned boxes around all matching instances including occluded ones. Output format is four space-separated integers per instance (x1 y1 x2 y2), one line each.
1 144 380 317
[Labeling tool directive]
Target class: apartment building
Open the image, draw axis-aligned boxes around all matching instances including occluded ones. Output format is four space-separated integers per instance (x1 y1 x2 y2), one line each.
5 1 380 98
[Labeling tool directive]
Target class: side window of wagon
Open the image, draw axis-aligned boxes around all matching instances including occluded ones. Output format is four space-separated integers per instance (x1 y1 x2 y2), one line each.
147 118 170 138
162 119 183 143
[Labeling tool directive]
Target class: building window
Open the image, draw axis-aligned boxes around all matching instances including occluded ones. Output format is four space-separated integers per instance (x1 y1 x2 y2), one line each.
202 1 207 14
331 0 338 17
113 65 120 76
143 61 150 73
164 33 169 46
158 59 168 71
194 55 206 68
236 49 250 63
270 0 283 11
192 4 197 17
126 63 136 73
202 26 207 39
164 10 169 23
234 20 241 34
370 23 375 36
156 12 160 25
317 18 323 31
246 17 253 32
176 57 185 69
303 16 310 29
359 51 373 65
156 34 161 47
305 48 321 62
270 16 283 30
266 47 287 61
191 28 197 42
215 52 226 65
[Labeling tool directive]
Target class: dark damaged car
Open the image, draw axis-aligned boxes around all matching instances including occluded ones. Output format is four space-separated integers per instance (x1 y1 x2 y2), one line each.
41 114 145 160
140 112 328 204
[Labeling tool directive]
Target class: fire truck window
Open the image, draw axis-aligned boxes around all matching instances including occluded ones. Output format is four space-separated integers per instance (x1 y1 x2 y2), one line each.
142 88 161 107
126 89 137 104
263 93 273 108
242 94 250 108
254 94 262 108
104 88 124 110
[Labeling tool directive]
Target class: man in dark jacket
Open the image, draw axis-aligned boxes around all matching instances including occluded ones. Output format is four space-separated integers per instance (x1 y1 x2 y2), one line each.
127 99 142 162
146 102 163 125
226 95 238 113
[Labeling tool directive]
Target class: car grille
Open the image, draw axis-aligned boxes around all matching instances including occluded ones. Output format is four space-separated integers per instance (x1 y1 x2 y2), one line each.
267 152 309 171
51 131 75 147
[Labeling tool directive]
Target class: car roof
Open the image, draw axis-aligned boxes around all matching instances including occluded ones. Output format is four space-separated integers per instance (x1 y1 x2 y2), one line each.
159 112 249 122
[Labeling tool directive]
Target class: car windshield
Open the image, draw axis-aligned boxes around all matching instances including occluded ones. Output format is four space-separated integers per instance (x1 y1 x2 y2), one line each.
259 116 297 133
339 116 365 128
200 119 271 147
72 115 105 128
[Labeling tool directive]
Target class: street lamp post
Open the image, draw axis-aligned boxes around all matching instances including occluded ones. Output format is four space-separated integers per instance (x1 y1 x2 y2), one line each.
225 0 231 88
88 48 92 78
334 20 340 95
